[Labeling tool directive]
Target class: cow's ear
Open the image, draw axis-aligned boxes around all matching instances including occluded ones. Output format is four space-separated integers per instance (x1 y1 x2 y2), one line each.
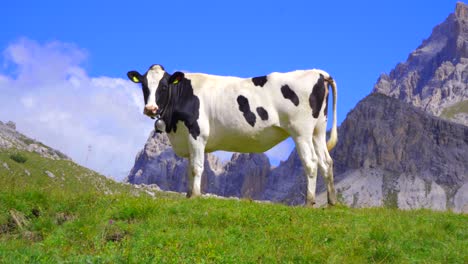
127 71 142 83
169 72 185 84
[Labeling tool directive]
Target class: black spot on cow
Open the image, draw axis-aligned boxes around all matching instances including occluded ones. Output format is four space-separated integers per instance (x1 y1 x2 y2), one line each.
237 95 256 127
256 107 269 121
309 74 326 118
252 76 268 87
156 71 201 139
281 85 299 106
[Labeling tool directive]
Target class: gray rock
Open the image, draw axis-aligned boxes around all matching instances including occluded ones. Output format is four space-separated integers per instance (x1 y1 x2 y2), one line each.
329 94 468 211
316 169 457 212
217 153 270 199
453 182 468 213
27 144 62 160
373 2 468 126
328 169 385 208
45 171 55 178
6 121 16 130
261 150 307 205
0 120 69 160
397 174 447 211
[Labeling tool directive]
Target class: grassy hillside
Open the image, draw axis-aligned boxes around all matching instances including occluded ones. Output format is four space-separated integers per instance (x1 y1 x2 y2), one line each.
1 150 467 263
441 100 468 120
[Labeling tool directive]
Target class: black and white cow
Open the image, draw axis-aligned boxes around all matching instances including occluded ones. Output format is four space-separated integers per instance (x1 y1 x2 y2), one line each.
127 64 338 206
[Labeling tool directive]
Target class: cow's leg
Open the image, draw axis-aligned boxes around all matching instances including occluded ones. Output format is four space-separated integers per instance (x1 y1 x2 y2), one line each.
313 133 337 206
186 138 205 198
292 135 319 206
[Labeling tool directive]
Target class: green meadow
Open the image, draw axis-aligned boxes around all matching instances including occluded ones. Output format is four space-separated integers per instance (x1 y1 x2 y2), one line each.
1 150 466 263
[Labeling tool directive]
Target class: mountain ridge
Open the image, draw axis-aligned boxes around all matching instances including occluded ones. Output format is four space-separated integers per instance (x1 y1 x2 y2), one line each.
326 93 467 212
0 120 69 160
373 2 468 126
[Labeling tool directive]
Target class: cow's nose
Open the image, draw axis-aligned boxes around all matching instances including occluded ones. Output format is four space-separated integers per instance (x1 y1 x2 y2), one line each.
144 105 158 115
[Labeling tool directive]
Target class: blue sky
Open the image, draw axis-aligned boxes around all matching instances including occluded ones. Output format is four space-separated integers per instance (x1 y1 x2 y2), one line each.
0 1 459 180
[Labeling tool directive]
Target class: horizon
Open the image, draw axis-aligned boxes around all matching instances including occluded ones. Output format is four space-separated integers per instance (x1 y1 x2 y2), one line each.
0 1 460 180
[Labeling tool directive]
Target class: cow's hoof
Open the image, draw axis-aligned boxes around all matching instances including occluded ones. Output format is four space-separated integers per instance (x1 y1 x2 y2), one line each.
328 193 338 206
186 191 201 199
305 200 316 208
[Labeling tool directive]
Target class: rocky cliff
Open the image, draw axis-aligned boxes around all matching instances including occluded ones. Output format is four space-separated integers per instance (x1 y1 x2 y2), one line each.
0 120 68 160
323 93 468 212
373 2 468 126
217 153 270 199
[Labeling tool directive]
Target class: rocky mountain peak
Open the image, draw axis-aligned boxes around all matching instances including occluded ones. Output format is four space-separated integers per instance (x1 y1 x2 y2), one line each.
373 2 468 126
6 121 16 130
0 120 69 160
456 2 468 19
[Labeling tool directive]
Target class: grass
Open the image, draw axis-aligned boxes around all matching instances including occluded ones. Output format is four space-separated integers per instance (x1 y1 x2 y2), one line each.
9 153 27 164
0 149 467 263
441 100 468 119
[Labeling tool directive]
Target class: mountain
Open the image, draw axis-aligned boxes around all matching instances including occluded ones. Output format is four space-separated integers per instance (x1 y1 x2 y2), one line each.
373 2 468 126
323 93 468 212
0 120 68 160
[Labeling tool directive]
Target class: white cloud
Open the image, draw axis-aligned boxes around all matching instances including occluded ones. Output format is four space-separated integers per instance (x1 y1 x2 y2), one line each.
20 96 35 108
0 38 152 181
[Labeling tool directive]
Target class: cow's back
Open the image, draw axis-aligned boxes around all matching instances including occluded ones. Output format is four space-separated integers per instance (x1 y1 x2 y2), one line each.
184 70 328 153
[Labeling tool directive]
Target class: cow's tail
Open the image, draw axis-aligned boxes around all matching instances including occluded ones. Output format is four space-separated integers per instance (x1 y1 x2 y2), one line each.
326 76 338 151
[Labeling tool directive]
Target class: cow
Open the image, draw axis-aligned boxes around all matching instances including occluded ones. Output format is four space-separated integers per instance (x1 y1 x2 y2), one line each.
127 64 338 206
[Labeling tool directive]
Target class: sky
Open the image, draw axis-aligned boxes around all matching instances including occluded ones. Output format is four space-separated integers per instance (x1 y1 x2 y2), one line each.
0 1 459 181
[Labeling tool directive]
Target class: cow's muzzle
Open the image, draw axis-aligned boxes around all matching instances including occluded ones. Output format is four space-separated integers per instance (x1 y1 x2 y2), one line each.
144 105 158 117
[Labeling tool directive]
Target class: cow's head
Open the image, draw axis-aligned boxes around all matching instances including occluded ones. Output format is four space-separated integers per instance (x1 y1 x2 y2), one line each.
127 64 171 118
